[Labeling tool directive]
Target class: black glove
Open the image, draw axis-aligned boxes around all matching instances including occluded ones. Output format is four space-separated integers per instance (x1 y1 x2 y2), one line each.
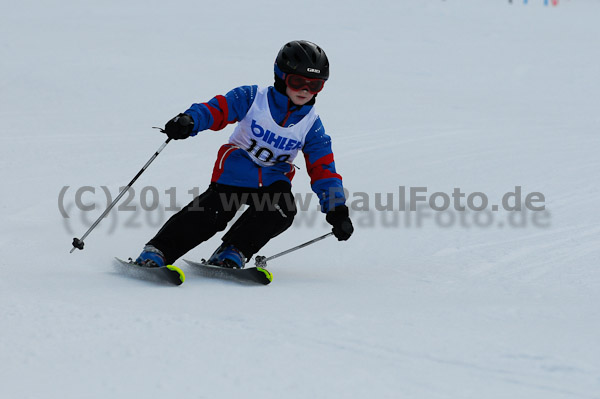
326 205 354 241
164 113 194 140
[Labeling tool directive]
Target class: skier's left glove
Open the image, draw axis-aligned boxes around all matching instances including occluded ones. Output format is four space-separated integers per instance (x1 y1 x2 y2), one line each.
164 113 194 140
326 205 354 241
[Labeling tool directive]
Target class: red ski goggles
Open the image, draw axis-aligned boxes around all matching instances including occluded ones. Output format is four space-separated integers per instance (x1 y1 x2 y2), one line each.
285 74 325 94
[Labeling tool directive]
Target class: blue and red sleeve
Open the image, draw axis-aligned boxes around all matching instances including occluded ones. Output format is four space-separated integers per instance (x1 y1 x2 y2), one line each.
303 118 347 213
184 85 258 135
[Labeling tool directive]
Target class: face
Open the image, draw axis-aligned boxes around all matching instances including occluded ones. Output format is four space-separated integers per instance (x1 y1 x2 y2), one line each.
286 86 315 106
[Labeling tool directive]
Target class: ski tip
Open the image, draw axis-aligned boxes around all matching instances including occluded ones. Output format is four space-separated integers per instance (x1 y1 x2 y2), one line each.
166 264 186 284
256 267 273 283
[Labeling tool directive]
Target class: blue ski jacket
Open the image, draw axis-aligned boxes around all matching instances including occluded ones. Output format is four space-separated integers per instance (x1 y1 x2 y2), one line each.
184 85 346 213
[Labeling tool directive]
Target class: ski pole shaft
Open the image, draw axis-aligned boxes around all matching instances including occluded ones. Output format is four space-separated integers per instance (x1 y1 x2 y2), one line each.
254 232 333 267
70 137 172 253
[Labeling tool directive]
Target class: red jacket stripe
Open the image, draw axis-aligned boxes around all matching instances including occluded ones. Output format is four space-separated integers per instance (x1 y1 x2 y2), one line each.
205 95 231 131
304 153 342 185
211 144 238 182
284 164 296 182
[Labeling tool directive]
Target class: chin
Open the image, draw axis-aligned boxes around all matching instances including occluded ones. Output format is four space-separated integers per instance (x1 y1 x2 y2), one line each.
296 97 311 105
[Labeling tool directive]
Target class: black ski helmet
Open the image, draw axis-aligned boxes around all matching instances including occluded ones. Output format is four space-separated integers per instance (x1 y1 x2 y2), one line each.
274 40 330 81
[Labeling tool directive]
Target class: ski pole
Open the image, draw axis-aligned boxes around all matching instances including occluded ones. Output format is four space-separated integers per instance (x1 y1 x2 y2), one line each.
254 232 333 267
70 137 172 253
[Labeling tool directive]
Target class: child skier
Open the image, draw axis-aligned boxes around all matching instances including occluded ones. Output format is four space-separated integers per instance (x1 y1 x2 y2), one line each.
135 40 354 269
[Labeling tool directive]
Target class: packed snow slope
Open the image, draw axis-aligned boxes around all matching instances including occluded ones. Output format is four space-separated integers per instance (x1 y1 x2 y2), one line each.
1 1 599 398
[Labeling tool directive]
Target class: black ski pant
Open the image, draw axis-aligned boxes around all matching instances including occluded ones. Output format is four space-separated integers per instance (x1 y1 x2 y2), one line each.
147 181 297 264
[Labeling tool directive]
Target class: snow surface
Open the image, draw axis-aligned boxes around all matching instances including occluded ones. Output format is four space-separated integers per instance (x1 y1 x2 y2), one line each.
1 0 599 398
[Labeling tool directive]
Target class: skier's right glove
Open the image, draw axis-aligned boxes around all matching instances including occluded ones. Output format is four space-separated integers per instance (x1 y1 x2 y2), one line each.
326 205 354 241
164 113 194 140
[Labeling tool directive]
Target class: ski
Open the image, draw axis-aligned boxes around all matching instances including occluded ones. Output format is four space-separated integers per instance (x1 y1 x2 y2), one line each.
114 257 185 286
183 259 273 285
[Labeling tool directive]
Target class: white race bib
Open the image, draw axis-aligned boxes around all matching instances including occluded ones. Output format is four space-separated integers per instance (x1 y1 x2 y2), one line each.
229 87 318 167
